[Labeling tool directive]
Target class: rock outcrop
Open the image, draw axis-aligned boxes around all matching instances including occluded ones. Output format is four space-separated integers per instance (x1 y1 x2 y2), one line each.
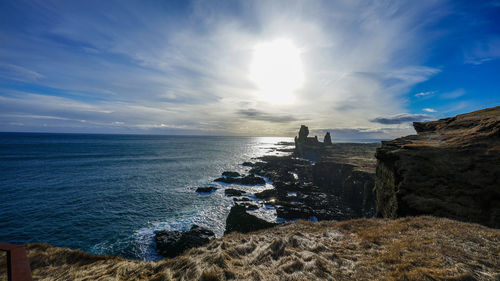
214 173 266 185
225 205 276 234
375 106 500 228
154 225 215 258
323 132 332 145
294 125 321 159
225 188 245 196
250 153 376 220
195 186 217 193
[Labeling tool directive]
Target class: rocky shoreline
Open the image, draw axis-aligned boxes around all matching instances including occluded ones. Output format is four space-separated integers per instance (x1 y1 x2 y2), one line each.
8 106 500 280
154 106 500 258
155 126 380 258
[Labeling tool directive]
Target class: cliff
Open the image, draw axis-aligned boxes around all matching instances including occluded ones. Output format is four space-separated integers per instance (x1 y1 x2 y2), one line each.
250 141 379 220
16 217 500 280
375 106 500 228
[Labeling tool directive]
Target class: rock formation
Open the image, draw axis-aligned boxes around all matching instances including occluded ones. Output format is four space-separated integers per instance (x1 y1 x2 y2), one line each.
195 186 217 193
154 225 215 258
214 172 266 185
225 205 276 234
375 106 500 228
323 132 332 145
250 153 376 220
222 171 240 178
294 125 321 159
297 125 309 141
225 188 245 196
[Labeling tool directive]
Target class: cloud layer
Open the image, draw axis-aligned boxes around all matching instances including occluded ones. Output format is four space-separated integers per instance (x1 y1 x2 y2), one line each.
0 0 462 137
370 114 432 125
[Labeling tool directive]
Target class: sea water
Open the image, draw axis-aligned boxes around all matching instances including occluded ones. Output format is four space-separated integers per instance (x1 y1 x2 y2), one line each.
0 133 292 260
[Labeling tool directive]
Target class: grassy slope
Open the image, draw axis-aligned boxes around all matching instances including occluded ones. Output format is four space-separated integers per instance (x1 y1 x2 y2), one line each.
19 216 499 281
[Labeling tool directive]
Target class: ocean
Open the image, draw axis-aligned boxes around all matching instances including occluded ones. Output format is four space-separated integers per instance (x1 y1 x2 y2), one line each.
0 133 292 260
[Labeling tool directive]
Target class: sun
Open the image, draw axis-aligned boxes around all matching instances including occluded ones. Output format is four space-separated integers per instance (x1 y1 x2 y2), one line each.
249 39 304 104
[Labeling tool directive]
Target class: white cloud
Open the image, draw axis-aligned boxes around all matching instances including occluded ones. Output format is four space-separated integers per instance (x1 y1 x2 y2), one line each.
370 113 432 125
0 0 448 137
423 108 436 112
415 91 435 97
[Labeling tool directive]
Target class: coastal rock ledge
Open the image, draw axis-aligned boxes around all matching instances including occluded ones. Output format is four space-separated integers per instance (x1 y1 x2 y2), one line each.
375 106 500 228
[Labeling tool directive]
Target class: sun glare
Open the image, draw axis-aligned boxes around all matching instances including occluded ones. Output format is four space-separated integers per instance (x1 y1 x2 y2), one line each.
250 39 304 104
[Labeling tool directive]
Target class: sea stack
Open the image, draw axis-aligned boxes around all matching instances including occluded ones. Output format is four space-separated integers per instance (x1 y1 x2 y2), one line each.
323 132 332 145
294 125 321 159
374 106 500 228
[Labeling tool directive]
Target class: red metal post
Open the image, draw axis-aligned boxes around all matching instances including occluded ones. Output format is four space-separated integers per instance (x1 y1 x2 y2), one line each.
0 243 33 281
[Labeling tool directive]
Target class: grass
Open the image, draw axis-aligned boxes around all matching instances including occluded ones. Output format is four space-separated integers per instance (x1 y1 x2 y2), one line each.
20 216 500 281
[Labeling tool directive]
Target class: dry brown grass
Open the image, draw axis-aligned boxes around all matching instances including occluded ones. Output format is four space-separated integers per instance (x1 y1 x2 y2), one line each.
23 216 499 281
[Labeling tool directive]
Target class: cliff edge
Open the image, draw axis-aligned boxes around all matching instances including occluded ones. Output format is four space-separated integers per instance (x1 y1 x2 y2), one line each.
13 217 500 281
375 106 500 228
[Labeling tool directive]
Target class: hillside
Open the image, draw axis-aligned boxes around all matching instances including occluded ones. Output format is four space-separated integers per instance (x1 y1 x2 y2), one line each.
19 216 500 281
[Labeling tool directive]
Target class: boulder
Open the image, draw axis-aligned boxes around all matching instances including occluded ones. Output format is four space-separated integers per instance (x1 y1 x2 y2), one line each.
222 171 241 178
255 189 278 199
374 106 500 228
214 177 238 183
237 202 259 211
155 225 215 258
195 186 217 193
239 174 266 185
215 174 265 185
225 205 276 234
225 189 245 196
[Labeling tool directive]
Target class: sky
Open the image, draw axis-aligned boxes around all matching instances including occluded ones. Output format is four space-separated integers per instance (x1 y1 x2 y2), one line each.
0 0 499 139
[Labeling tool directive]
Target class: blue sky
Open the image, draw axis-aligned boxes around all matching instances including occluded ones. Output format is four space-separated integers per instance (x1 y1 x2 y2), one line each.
0 0 499 138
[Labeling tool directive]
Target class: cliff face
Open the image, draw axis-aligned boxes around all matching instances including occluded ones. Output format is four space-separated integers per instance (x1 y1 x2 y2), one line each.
17 217 500 281
375 106 500 228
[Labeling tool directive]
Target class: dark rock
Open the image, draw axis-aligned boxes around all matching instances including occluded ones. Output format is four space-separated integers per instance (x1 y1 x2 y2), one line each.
233 197 251 202
242 162 256 167
214 177 238 183
246 141 377 222
375 106 500 228
155 225 215 258
342 171 375 216
312 162 354 194
323 132 332 145
239 175 266 185
195 186 217 193
237 203 259 211
294 125 321 160
222 171 241 178
255 189 278 199
225 189 245 196
225 205 276 234
298 125 309 142
276 203 314 220
215 174 265 185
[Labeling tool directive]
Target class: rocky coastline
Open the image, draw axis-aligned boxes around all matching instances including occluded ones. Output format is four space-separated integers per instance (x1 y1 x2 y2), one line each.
154 125 380 258
9 107 500 280
154 107 500 259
